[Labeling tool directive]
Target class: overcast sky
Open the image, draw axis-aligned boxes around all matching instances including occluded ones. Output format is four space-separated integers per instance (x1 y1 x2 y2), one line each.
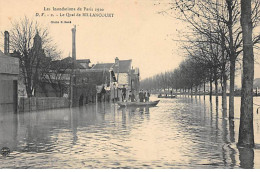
0 0 260 83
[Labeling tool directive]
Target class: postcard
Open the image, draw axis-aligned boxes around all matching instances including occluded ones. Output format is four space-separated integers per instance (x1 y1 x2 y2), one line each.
0 0 260 169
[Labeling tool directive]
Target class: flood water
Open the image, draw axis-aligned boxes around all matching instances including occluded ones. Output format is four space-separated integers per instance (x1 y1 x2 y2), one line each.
0 95 260 169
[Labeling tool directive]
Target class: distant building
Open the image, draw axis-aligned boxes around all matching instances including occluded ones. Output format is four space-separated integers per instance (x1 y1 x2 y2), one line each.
76 59 91 69
92 57 140 101
91 63 114 71
36 57 92 97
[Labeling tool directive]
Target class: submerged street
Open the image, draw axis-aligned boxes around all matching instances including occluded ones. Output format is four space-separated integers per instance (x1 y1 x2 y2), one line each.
0 95 260 169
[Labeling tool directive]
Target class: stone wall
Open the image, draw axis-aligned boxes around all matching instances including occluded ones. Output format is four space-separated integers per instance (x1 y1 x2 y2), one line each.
18 97 70 112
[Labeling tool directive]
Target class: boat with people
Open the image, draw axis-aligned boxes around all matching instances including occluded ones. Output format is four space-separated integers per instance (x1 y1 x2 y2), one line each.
158 94 176 98
117 100 160 107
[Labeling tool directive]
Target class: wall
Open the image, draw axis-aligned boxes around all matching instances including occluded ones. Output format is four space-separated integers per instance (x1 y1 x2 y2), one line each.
18 97 70 112
72 84 97 107
0 80 15 113
0 51 19 114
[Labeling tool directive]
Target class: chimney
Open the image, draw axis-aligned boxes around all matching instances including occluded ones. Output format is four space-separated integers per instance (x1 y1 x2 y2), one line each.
71 25 76 60
4 31 10 55
115 57 119 66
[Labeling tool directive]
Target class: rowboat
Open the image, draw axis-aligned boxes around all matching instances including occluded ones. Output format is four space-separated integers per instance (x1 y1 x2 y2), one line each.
158 95 176 98
117 100 160 107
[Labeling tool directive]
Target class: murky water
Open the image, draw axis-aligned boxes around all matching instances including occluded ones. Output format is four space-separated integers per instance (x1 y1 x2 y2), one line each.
0 95 260 169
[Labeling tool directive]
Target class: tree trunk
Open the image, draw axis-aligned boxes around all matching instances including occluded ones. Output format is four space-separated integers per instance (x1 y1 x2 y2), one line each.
229 59 235 118
214 68 218 103
203 81 206 100
210 70 213 102
227 0 236 119
25 78 33 97
221 30 227 111
215 79 218 102
222 74 227 111
238 0 254 148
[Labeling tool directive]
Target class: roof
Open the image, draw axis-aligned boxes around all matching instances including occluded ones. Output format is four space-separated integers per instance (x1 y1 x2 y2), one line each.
91 63 114 70
0 50 19 75
77 59 91 63
113 60 132 73
91 59 132 73
51 57 86 70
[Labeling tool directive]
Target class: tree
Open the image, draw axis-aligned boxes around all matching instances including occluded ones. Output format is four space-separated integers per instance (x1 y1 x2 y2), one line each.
8 16 60 97
238 0 254 148
157 0 260 118
41 57 74 97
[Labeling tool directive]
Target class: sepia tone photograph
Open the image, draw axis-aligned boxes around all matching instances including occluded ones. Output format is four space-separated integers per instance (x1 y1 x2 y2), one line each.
0 0 260 169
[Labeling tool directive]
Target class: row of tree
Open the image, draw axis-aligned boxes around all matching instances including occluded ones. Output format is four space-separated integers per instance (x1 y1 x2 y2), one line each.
141 0 259 148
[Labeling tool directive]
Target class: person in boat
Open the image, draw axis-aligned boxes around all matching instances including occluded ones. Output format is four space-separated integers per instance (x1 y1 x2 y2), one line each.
129 91 136 102
128 91 132 101
139 90 144 102
121 85 127 102
147 90 150 102
144 90 150 102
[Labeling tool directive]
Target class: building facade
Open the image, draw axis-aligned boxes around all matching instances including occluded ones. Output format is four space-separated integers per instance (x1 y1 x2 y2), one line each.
92 57 140 102
0 31 19 113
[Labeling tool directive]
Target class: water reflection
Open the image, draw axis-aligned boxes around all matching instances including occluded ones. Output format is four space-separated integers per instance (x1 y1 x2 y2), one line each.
238 147 254 169
0 96 259 168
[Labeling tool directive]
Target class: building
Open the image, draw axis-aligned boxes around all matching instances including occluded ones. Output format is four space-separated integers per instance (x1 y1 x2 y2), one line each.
92 57 140 102
0 31 19 113
76 59 91 69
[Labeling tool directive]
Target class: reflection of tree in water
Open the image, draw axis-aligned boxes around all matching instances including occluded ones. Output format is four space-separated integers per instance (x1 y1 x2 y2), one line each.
238 147 254 169
215 97 219 143
210 101 213 137
228 118 236 168
14 109 79 153
70 108 78 145
221 109 236 168
175 96 248 168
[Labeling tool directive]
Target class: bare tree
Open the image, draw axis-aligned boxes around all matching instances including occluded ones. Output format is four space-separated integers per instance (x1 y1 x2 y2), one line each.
156 0 260 118
41 57 73 97
7 16 60 97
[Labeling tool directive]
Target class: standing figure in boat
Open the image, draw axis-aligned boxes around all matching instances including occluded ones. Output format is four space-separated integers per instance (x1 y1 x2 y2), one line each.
121 85 127 102
145 90 150 102
144 90 149 102
129 91 136 102
139 90 144 102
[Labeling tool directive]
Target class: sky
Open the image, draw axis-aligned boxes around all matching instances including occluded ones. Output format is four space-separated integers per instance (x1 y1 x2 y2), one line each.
0 0 260 83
